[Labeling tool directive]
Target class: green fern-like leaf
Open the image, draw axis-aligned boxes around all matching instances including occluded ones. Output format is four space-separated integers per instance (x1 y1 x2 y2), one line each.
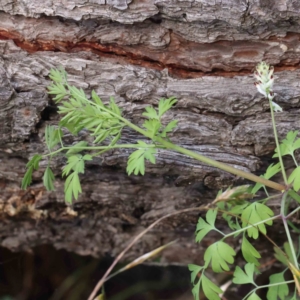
64 171 82 203
233 263 256 285
158 97 177 117
142 106 159 120
204 241 236 272
43 166 55 191
241 235 261 266
126 141 156 175
188 264 203 284
251 163 281 194
201 275 222 300
161 120 178 137
195 209 218 243
143 119 161 138
241 202 274 239
21 154 43 189
45 125 63 150
267 272 289 300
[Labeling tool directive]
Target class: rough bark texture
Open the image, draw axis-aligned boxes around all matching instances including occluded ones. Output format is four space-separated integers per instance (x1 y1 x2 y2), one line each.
0 0 299 263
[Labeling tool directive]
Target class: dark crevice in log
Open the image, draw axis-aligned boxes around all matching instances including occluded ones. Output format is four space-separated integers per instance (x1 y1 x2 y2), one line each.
35 104 58 129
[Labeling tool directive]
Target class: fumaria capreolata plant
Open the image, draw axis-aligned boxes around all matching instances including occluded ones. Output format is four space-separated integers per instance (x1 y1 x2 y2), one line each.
21 62 300 300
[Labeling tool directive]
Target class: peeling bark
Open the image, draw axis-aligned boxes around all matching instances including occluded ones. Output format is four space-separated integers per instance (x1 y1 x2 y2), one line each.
0 1 299 263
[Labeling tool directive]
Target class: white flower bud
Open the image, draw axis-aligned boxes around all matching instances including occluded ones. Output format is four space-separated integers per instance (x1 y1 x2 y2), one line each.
254 62 282 112
271 101 283 112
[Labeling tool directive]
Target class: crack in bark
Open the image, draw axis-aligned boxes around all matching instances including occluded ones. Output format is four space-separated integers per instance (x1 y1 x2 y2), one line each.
0 29 244 78
1 29 300 79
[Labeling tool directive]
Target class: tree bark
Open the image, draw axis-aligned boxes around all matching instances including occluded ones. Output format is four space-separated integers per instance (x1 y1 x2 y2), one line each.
0 0 299 262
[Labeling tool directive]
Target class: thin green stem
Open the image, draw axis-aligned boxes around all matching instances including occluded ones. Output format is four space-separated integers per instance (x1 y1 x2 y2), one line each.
263 186 270 197
268 97 288 185
242 279 295 300
90 143 166 158
213 228 226 237
286 206 300 219
292 154 299 167
260 193 282 205
58 130 64 148
293 289 297 298
44 144 158 157
223 215 279 239
255 280 295 290
90 148 112 158
281 192 299 269
262 193 284 201
111 109 286 191
288 190 300 204
242 289 257 300
154 136 286 192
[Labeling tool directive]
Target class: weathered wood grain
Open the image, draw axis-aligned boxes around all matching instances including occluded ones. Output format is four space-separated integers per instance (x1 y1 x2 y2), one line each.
1 11 300 73
0 0 299 262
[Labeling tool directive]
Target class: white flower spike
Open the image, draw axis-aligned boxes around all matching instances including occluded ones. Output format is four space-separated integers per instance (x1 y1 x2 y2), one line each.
254 62 282 112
